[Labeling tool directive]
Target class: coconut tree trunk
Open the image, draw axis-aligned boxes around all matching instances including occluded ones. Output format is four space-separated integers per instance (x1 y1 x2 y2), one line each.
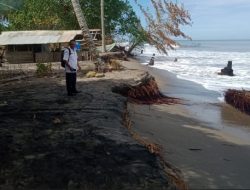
101 0 106 52
70 0 98 59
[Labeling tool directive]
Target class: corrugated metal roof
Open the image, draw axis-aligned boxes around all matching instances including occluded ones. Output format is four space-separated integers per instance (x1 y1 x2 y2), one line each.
0 30 83 45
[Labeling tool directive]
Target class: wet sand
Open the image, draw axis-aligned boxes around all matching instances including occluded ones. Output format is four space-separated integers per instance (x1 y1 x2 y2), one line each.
122 59 250 189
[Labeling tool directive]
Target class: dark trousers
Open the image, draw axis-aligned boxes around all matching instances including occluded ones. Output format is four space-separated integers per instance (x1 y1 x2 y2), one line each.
66 73 77 94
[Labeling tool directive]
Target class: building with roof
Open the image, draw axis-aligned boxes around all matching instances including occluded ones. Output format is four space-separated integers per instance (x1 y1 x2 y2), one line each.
0 30 102 63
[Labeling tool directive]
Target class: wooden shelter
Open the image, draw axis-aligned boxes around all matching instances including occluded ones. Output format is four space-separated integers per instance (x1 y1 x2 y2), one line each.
0 30 103 64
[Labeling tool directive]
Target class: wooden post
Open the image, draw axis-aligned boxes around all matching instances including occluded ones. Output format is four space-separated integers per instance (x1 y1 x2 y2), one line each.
71 0 98 59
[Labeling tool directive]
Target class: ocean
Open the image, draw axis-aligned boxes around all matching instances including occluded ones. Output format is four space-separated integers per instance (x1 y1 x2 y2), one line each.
137 40 250 101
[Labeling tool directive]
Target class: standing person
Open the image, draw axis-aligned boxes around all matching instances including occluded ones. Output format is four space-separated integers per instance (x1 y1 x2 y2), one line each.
148 53 155 66
63 40 81 96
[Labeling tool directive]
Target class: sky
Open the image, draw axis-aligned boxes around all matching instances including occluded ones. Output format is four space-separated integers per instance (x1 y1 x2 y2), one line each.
129 0 250 40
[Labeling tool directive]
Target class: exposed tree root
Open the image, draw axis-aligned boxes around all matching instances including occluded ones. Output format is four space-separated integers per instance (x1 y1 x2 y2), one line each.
113 72 180 105
225 89 250 115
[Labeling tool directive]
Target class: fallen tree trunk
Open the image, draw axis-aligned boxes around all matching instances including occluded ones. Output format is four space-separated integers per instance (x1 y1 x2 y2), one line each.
225 89 250 115
112 72 180 104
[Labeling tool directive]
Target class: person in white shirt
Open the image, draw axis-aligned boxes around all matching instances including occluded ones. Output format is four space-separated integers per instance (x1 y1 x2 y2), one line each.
63 40 81 96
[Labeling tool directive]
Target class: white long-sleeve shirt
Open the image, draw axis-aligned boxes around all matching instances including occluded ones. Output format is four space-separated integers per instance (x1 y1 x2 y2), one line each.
63 48 78 73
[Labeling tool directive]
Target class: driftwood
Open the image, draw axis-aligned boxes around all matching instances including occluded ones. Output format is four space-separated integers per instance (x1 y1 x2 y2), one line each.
225 89 250 115
112 73 180 104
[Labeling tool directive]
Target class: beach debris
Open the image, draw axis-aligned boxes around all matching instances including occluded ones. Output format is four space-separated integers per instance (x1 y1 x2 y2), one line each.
225 89 250 115
147 143 161 155
112 72 180 104
85 71 105 78
86 71 97 78
95 73 105 78
109 59 122 70
219 61 234 76
94 57 124 73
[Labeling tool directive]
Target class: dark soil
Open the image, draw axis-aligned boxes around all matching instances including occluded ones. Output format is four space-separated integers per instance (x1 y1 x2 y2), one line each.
0 75 175 190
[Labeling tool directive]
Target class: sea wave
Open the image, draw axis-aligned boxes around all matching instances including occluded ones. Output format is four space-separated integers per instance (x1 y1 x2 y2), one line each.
137 43 250 98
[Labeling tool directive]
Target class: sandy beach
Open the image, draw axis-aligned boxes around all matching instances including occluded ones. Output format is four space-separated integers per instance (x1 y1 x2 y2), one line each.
122 59 250 189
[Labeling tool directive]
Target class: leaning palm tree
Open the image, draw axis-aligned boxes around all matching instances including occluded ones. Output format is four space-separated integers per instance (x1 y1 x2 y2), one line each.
70 0 98 59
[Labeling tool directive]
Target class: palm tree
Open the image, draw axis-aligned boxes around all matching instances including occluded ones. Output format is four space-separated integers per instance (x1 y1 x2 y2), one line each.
101 0 106 52
70 0 98 59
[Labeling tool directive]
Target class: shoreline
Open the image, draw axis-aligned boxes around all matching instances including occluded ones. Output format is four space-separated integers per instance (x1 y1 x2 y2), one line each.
123 58 250 189
125 57 250 141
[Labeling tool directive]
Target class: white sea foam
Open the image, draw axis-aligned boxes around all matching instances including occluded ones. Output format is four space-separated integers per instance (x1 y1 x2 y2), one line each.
136 42 250 101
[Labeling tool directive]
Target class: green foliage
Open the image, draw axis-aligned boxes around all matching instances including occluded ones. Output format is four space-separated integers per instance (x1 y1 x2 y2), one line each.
6 0 139 36
36 63 52 77
4 0 143 54
7 0 74 30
